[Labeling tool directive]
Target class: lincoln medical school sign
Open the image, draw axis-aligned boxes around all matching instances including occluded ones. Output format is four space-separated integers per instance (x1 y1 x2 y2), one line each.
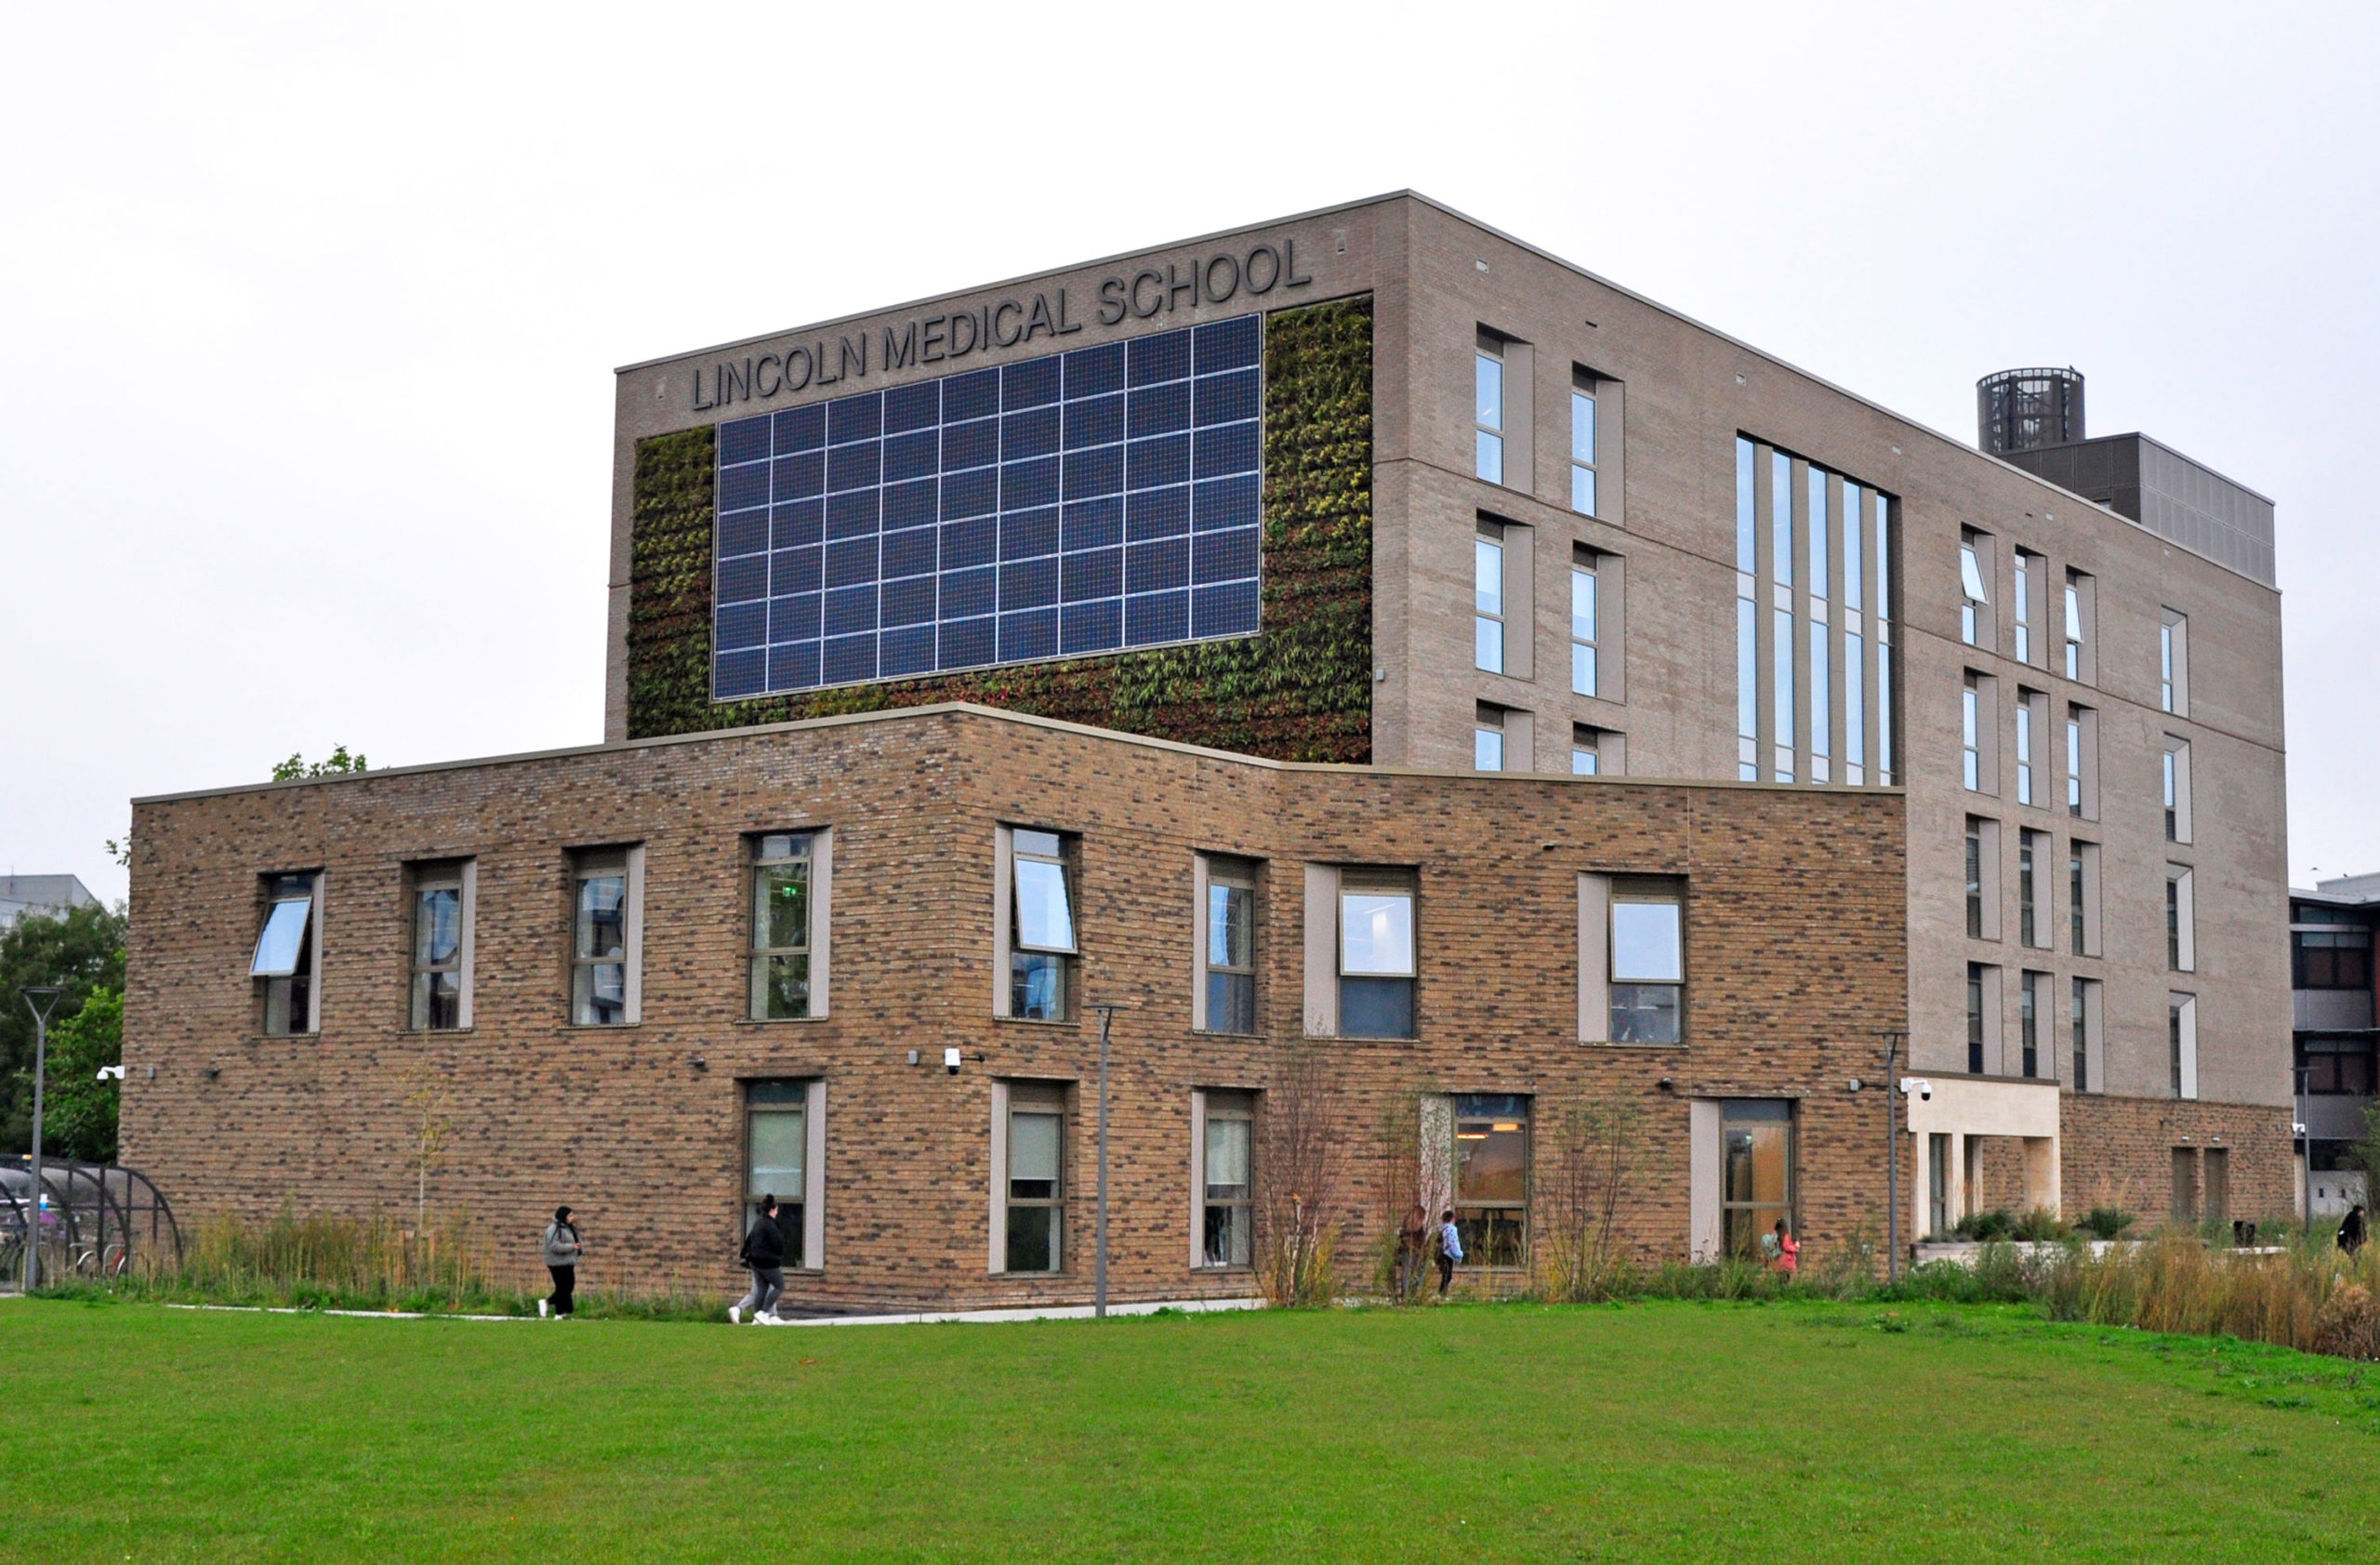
689 236 1316 413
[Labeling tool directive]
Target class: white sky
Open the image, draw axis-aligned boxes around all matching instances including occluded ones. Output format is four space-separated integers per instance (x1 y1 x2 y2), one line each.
6 2 2375 906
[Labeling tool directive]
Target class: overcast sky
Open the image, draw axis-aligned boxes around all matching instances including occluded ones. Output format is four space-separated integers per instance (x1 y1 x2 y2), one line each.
6 2 2375 906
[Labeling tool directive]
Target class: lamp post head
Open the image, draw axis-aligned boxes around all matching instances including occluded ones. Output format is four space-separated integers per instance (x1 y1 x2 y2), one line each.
21 986 64 1025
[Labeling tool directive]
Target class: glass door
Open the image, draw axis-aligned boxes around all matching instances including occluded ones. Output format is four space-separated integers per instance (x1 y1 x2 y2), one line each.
1721 1100 1794 1260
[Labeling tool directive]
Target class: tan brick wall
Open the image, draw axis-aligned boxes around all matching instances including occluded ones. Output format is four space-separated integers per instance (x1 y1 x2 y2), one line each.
2058 1092 2295 1226
124 705 1909 1310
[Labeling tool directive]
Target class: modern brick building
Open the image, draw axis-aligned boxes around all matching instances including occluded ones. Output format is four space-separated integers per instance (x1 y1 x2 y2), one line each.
122 192 2295 1305
2293 871 2377 1216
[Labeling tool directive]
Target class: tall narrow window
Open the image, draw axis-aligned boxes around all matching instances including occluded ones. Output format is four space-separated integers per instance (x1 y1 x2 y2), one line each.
251 873 320 1038
1610 892 1685 1043
2162 737 2192 843
1959 531 1989 646
2169 994 2198 1099
1844 630 1866 770
409 864 467 1031
2167 865 2195 973
1200 1094 1253 1267
1474 703 1506 772
1571 723 1602 776
1202 859 1257 1034
1569 380 1597 515
2066 704 2097 819
1721 1100 1794 1259
1771 451 1792 588
1963 675 1983 791
1474 346 1504 483
2160 609 2188 715
1570 559 1598 696
1807 467 1829 600
745 1081 810 1268
1967 963 1988 1074
2018 830 2043 948
571 852 631 1027
750 833 813 1020
1452 1095 1529 1267
1773 605 1794 782
2019 970 2044 1079
1965 822 1985 938
1338 873 1417 1040
1005 1087 1065 1272
2069 840 2101 957
1844 482 1865 610
2015 692 2036 806
2012 550 2035 665
1474 530 1505 674
1876 490 1894 784
2071 979 2091 1090
2064 570 2095 683
1808 619 1830 774
1010 829 1077 1021
1736 438 1757 780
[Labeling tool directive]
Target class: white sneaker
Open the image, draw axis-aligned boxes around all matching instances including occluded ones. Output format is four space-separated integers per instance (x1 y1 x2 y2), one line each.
758 1311 780 1324
537 1299 549 1319
729 1306 742 1324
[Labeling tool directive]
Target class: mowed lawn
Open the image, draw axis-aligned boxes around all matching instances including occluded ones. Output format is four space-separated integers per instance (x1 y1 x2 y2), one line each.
5 1298 2378 1562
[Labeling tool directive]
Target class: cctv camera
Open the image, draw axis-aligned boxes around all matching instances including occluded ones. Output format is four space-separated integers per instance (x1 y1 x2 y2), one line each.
944 1047 962 1076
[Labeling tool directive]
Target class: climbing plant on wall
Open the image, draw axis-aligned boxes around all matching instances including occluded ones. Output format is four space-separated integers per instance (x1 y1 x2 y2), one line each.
625 293 1374 761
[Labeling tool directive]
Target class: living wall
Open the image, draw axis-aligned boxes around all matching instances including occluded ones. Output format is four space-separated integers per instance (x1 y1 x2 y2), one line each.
625 295 1374 761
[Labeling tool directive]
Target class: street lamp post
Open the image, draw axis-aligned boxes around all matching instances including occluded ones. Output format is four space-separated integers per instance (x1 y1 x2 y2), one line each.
20 986 64 1293
1088 1003 1121 1320
1877 1030 1908 1285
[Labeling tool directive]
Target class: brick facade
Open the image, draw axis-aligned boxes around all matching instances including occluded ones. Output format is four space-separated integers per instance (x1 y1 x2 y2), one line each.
126 704 1911 1309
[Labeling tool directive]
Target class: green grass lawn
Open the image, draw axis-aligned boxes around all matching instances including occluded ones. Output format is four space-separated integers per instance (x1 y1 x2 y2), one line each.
5 1296 2376 1562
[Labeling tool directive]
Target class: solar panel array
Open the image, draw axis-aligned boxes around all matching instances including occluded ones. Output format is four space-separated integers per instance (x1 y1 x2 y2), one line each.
712 314 1263 699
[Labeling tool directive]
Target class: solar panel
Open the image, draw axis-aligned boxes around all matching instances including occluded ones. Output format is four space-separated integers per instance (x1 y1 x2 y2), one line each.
711 317 1263 700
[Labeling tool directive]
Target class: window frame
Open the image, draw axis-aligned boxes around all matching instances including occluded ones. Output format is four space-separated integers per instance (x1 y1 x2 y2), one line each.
568 847 641 1028
1608 884 1686 1044
407 860 473 1032
1568 379 1598 516
1569 556 1599 696
748 830 827 1022
1196 856 1259 1035
252 871 324 1038
995 1081 1068 1274
1194 1090 1255 1269
1474 702 1506 772
1336 870 1418 1041
1451 1094 1530 1269
2160 608 2189 716
2167 863 2196 973
1474 526 1507 674
743 1078 825 1271
1474 343 1504 484
1003 827 1078 1024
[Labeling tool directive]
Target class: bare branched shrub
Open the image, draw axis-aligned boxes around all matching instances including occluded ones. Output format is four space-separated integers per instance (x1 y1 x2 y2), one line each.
1256 1043 1342 1307
1536 1091 1643 1303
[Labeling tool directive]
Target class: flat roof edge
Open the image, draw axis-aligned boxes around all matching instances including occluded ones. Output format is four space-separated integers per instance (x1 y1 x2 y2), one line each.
131 701 1905 808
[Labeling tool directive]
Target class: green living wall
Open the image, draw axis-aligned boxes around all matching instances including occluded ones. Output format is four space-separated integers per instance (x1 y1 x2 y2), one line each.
625 294 1374 761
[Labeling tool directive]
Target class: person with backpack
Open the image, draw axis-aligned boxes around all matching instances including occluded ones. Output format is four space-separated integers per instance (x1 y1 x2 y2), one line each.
1435 1208 1463 1297
732 1195 787 1323
538 1206 582 1318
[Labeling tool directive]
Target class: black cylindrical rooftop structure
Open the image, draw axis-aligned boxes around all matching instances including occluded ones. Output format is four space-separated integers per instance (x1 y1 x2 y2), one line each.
1977 367 2084 455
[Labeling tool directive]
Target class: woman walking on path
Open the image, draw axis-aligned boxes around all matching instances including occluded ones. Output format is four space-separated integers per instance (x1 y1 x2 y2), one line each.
539 1206 582 1318
733 1196 787 1323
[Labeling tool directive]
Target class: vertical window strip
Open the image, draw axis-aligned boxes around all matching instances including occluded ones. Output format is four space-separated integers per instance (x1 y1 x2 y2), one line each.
1771 451 1792 588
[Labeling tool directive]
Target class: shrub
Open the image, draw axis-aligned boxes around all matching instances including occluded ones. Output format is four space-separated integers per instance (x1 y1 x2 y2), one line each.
2076 1207 2135 1240
1952 1209 2015 1242
2313 1284 2380 1361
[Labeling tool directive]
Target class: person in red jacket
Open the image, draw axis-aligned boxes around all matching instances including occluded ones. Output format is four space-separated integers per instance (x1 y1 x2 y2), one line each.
1769 1217 1799 1278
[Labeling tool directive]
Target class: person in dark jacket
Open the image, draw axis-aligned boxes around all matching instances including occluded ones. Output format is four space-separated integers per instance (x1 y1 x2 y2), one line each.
732 1196 787 1323
2341 1202 2368 1257
539 1206 582 1318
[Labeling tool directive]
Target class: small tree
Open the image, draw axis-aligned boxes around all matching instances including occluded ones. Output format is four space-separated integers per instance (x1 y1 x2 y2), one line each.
1536 1089 1645 1302
401 1064 454 1232
1255 1043 1341 1306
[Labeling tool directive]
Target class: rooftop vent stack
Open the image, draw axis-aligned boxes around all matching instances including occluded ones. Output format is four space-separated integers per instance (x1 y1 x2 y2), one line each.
1977 367 2085 455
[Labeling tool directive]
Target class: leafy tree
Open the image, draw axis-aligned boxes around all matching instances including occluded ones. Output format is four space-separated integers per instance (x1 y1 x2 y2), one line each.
37 987 121 1163
2352 1101 2380 1206
271 745 367 781
1 902 126 1153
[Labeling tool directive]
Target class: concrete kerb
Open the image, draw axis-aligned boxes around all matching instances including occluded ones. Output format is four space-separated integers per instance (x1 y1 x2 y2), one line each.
146 1297 1266 1327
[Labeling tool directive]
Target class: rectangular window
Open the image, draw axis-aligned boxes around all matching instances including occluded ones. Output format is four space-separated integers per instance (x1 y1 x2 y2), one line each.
1962 673 1984 791
1959 530 1990 647
2070 978 2100 1091
1010 829 1077 1022
1844 482 1865 610
2294 912 2374 989
1736 596 1758 780
1570 558 1598 696
2019 970 2044 1079
1004 1084 1066 1272
1453 1094 1528 1268
745 1081 813 1268
1966 963 1990 1074
1773 606 1795 780
2066 704 2098 819
1474 345 1504 483
2161 608 2189 715
1474 530 1505 674
2012 550 2036 665
1878 641 1895 785
2299 1036 2379 1095
1721 1099 1794 1260
2169 994 2198 1099
1201 857 1258 1034
1772 450 1792 588
1610 889 1685 1043
251 872 321 1037
1844 630 1866 769
2162 736 2192 843
1964 817 1989 940
2064 570 2095 683
408 862 470 1031
1808 467 1829 600
1809 619 1830 768
2015 690 2039 806
2018 829 2043 948
1571 723 1602 776
1736 436 1757 575
2069 840 2101 957
2167 865 2195 972
570 850 639 1028
750 832 814 1020
1569 381 1597 515
1199 1092 1254 1267
1474 703 1506 772
1338 872 1417 1040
